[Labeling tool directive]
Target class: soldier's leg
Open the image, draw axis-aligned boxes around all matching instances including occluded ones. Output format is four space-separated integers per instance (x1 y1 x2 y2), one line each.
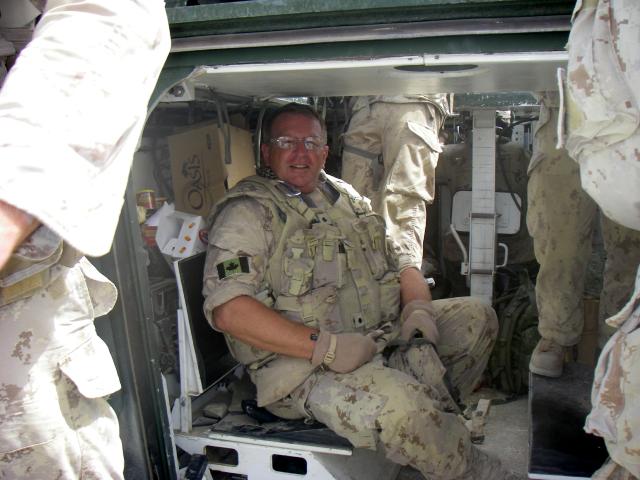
378 103 442 270
598 215 640 347
299 358 515 480
341 104 382 203
0 267 123 479
433 297 498 398
61 375 124 479
0 375 123 479
526 122 597 347
389 296 498 402
303 361 474 479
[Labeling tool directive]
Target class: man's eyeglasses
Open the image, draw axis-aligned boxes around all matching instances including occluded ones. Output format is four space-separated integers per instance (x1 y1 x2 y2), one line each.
269 136 325 151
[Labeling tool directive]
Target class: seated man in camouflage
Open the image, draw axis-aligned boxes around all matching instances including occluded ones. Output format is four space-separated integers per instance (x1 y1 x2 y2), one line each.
203 103 517 480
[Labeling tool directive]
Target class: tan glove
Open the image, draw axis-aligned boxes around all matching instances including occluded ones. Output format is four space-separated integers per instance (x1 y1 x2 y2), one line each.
311 331 377 374
400 299 439 345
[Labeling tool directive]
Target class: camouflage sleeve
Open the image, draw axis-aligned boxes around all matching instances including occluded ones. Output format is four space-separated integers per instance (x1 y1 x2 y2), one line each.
0 1 170 257
386 234 407 272
202 197 275 324
396 252 415 273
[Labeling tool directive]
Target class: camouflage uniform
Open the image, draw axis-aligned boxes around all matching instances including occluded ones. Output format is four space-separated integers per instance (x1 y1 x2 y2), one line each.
341 95 450 270
0 1 169 477
564 0 640 232
0 231 123 478
585 265 640 478
204 173 499 479
527 92 640 348
563 1 640 477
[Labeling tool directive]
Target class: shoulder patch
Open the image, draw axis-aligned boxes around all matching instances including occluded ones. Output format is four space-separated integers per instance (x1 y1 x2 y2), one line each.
216 257 250 279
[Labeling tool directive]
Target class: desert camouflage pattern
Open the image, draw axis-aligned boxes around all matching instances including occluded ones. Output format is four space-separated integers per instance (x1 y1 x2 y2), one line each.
269 297 497 479
205 175 402 406
0 251 123 478
203 197 273 318
341 97 446 271
564 0 640 231
0 0 170 256
585 265 640 478
564 3 640 477
0 1 170 476
527 93 640 347
204 174 500 478
592 459 639 480
438 138 535 266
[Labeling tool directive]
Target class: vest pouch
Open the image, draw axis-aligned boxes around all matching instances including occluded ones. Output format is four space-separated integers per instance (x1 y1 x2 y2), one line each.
282 231 314 296
59 335 121 398
306 223 345 289
275 284 341 333
352 215 388 280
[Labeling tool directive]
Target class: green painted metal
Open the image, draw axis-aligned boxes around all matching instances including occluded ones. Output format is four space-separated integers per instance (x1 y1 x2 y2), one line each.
168 0 575 37
162 31 568 70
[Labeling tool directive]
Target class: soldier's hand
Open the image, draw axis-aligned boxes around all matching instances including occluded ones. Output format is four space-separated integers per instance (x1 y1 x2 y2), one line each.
311 331 377 374
400 299 439 345
0 200 40 271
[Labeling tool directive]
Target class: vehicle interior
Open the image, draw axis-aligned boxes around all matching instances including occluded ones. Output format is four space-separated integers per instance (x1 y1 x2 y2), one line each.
89 2 609 479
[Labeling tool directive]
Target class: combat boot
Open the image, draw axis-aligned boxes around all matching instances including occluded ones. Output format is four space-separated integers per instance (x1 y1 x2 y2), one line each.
459 447 524 480
529 338 565 378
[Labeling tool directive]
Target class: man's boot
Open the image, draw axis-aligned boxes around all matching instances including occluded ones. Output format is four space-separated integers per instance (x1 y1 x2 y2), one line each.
529 338 565 378
459 447 524 480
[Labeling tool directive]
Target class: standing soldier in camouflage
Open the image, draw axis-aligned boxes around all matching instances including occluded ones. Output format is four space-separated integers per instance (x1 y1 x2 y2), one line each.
527 92 640 379
562 1 640 478
203 103 521 479
341 95 450 278
0 1 169 477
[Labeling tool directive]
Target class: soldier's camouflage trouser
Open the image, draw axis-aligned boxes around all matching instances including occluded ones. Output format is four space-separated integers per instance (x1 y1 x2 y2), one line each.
0 262 124 479
527 103 640 348
341 101 443 270
270 297 498 480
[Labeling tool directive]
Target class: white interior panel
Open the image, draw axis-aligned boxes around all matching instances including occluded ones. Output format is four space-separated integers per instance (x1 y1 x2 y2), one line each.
183 52 567 98
452 191 522 234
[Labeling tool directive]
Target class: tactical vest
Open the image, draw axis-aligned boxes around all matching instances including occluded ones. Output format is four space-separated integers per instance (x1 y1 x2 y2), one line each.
210 173 401 406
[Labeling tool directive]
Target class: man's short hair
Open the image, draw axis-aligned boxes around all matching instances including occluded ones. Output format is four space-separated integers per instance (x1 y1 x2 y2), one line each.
262 103 327 142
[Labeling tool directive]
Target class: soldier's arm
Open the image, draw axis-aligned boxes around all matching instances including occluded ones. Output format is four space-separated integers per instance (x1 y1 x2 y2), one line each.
203 197 319 360
0 1 170 258
213 295 317 360
400 266 432 307
0 200 40 270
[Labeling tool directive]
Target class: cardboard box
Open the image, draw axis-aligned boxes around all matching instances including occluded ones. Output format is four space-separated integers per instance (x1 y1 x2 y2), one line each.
219 124 256 189
168 122 255 217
